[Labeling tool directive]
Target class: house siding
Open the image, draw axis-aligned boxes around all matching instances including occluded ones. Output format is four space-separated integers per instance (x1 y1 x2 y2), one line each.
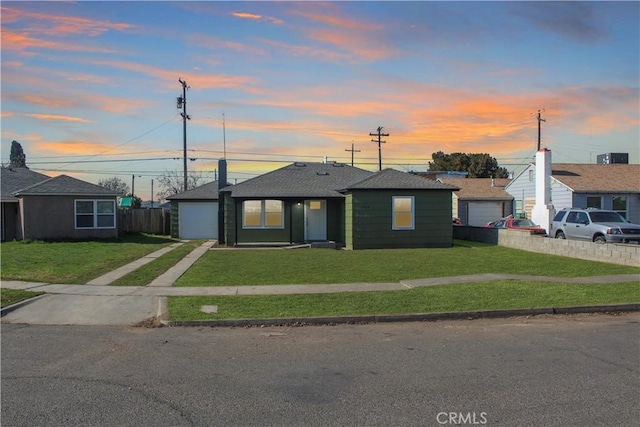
170 201 179 238
550 180 573 211
346 190 453 249
20 195 118 240
506 165 535 218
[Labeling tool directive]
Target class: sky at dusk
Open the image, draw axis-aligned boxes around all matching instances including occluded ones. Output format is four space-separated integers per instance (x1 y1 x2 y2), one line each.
2 1 639 201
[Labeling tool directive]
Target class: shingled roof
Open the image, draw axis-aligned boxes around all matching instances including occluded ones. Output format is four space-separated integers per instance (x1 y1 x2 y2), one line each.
438 177 512 200
223 162 373 198
166 181 225 200
343 168 459 191
12 175 119 196
550 163 640 193
1 167 50 202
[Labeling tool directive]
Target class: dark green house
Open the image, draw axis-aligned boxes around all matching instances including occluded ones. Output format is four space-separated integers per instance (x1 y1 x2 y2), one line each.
220 162 458 249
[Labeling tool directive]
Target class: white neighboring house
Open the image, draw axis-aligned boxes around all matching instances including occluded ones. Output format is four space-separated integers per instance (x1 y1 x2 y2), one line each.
505 161 640 226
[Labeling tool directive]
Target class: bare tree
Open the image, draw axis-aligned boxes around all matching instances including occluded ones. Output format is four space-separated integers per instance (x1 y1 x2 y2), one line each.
155 170 205 201
98 176 130 196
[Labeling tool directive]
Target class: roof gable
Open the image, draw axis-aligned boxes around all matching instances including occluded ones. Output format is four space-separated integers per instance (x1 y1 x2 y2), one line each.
225 162 373 198
1 167 50 201
344 168 459 191
12 175 119 196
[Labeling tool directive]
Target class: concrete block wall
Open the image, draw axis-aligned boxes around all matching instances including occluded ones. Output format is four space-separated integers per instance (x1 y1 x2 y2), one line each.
453 226 640 267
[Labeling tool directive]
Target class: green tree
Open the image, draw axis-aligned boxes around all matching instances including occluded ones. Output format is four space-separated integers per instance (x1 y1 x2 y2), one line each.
429 151 509 178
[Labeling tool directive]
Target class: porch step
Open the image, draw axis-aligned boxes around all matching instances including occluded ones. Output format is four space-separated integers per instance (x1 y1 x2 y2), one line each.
310 241 337 249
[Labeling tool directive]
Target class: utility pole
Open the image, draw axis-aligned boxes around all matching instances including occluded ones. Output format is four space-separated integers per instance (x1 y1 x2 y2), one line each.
151 179 154 208
177 78 191 191
222 112 227 159
369 126 389 171
537 109 546 151
131 175 141 199
345 141 360 166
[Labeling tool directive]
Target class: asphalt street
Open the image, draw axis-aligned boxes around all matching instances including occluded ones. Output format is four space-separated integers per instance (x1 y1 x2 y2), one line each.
2 313 639 427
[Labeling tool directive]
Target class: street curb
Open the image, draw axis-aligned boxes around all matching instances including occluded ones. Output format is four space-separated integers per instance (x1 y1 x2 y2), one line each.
161 303 640 328
0 294 47 317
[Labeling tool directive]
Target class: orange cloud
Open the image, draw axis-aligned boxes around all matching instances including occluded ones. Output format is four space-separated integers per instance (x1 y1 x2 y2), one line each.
10 93 76 108
230 11 283 24
287 4 394 62
33 140 114 157
1 29 118 53
24 113 93 123
89 60 262 93
231 12 262 20
1 6 135 37
257 38 351 62
186 33 266 56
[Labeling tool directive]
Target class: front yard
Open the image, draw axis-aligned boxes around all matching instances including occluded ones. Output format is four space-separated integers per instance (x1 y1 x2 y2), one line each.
0 234 176 284
1 238 638 321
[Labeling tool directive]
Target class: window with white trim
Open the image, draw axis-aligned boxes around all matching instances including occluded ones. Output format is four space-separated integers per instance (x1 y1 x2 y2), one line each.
75 200 116 229
392 196 414 230
243 200 284 228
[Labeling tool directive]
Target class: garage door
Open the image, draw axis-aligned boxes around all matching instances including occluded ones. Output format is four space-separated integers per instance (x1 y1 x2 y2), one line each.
179 202 218 239
468 202 503 227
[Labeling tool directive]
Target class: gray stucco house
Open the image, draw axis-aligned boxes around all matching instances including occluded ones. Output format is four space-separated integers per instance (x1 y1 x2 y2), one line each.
220 162 458 249
4 170 119 241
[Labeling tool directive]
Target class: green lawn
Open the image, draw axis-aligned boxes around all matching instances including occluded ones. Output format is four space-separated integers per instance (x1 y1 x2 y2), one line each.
174 242 640 287
1 289 43 308
0 234 177 284
168 280 640 321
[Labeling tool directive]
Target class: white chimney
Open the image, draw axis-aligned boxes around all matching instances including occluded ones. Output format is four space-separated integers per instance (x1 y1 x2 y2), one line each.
531 148 554 234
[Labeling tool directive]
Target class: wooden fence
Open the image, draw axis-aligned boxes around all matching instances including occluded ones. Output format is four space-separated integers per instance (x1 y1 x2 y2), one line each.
118 208 171 235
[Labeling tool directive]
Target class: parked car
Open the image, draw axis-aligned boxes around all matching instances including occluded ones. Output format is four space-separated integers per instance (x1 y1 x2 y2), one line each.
551 208 640 244
453 217 461 225
485 216 547 235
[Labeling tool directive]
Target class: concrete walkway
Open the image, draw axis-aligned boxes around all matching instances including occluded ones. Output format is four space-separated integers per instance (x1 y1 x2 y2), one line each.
86 242 185 285
2 273 639 297
2 238 638 326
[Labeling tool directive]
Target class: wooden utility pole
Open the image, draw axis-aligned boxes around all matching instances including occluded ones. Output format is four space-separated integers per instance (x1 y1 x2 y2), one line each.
369 126 389 171
178 78 191 191
537 109 546 151
345 141 360 166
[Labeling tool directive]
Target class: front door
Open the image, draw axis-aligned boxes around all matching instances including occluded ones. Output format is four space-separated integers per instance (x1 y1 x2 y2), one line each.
305 200 327 241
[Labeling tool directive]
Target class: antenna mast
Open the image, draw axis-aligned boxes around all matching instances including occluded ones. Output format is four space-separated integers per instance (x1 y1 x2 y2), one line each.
537 109 546 151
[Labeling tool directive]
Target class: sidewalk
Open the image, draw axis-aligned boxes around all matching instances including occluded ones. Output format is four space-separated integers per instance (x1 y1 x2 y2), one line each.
2 240 639 326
